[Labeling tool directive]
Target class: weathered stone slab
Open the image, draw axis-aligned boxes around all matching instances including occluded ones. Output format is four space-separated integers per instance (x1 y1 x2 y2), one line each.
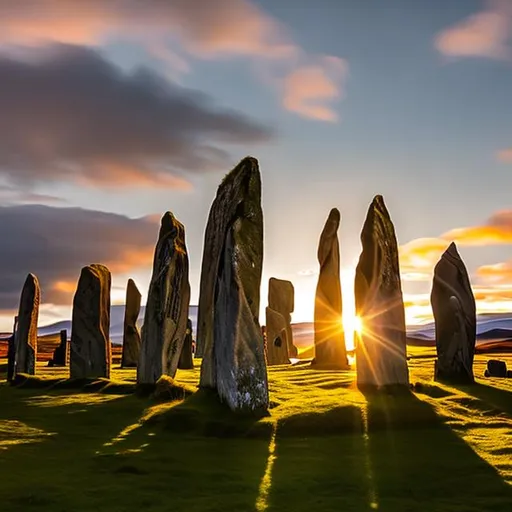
265 307 290 365
137 212 190 384
268 278 297 358
431 242 476 383
355 195 409 388
178 318 194 370
313 208 348 369
121 278 141 368
50 329 68 367
197 157 269 412
7 316 18 381
14 273 40 375
70 264 111 379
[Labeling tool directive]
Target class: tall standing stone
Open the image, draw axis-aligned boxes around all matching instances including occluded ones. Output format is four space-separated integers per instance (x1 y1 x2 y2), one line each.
178 319 194 370
268 278 297 358
313 208 348 369
431 242 476 383
265 307 290 365
7 316 18 381
121 278 142 368
70 264 111 379
355 195 409 388
14 273 40 375
197 157 269 412
137 212 190 384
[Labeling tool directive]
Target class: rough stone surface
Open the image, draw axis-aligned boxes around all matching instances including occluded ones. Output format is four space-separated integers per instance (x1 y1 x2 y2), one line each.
486 359 507 378
313 208 348 369
178 318 194 370
268 278 297 358
50 329 68 366
70 264 112 379
355 195 409 388
197 157 269 412
137 212 190 384
265 307 290 365
7 316 18 381
121 278 141 368
431 242 476 383
14 273 40 375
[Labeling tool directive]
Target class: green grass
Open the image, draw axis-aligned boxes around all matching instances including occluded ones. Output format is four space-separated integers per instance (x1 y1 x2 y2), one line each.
1 349 512 511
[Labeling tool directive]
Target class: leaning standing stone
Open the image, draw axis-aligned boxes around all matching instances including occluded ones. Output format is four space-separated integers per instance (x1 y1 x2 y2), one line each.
431 242 476 383
197 157 269 412
355 196 409 388
121 278 142 368
313 208 348 369
70 264 112 379
14 273 40 375
137 212 191 384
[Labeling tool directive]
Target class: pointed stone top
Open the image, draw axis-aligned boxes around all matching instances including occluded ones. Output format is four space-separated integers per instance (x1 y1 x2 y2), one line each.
327 207 341 224
445 241 458 255
127 278 140 294
220 156 260 190
160 211 184 237
24 273 39 286
88 263 110 275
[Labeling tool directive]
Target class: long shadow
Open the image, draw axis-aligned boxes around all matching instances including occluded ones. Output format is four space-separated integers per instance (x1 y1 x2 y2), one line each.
364 389 512 511
452 381 512 417
265 405 370 512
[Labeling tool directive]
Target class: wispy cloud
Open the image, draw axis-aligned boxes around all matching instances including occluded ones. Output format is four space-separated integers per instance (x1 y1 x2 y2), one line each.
434 0 512 60
0 44 271 189
496 148 512 163
0 204 161 310
399 237 450 282
0 0 348 122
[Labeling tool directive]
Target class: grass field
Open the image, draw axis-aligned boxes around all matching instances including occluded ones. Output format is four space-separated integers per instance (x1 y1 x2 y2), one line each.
1 348 511 511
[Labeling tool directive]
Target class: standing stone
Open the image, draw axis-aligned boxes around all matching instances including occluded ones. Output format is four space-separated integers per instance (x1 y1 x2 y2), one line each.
137 212 190 384
265 307 290 365
268 278 297 358
50 329 69 366
178 319 194 370
197 157 269 412
431 242 476 383
121 278 142 368
70 264 111 379
14 273 40 375
313 208 348 369
355 195 409 388
7 316 18 381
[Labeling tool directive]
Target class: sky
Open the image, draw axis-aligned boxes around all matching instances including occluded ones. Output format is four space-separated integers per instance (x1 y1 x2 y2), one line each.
1 0 512 331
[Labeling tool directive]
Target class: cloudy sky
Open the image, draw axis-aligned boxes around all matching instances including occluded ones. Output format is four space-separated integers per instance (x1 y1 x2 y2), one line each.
1 0 512 330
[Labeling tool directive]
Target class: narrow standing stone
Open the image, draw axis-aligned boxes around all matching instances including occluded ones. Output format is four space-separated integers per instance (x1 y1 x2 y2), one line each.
7 316 18 381
121 278 142 368
313 208 348 369
355 195 409 388
14 273 40 375
137 212 190 384
431 242 476 383
178 319 194 370
70 264 111 379
51 329 69 366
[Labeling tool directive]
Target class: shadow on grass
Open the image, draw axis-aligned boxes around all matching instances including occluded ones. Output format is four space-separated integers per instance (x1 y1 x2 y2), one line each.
452 381 512 417
362 389 512 512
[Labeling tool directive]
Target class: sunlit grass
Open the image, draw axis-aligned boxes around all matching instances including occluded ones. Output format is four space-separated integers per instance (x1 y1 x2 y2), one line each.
0 349 511 511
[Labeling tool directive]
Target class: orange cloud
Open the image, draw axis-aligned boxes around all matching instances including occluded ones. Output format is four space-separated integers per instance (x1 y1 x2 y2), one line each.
399 237 449 281
434 0 512 60
282 56 348 122
441 210 512 245
476 260 512 283
0 1 347 122
497 148 512 163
